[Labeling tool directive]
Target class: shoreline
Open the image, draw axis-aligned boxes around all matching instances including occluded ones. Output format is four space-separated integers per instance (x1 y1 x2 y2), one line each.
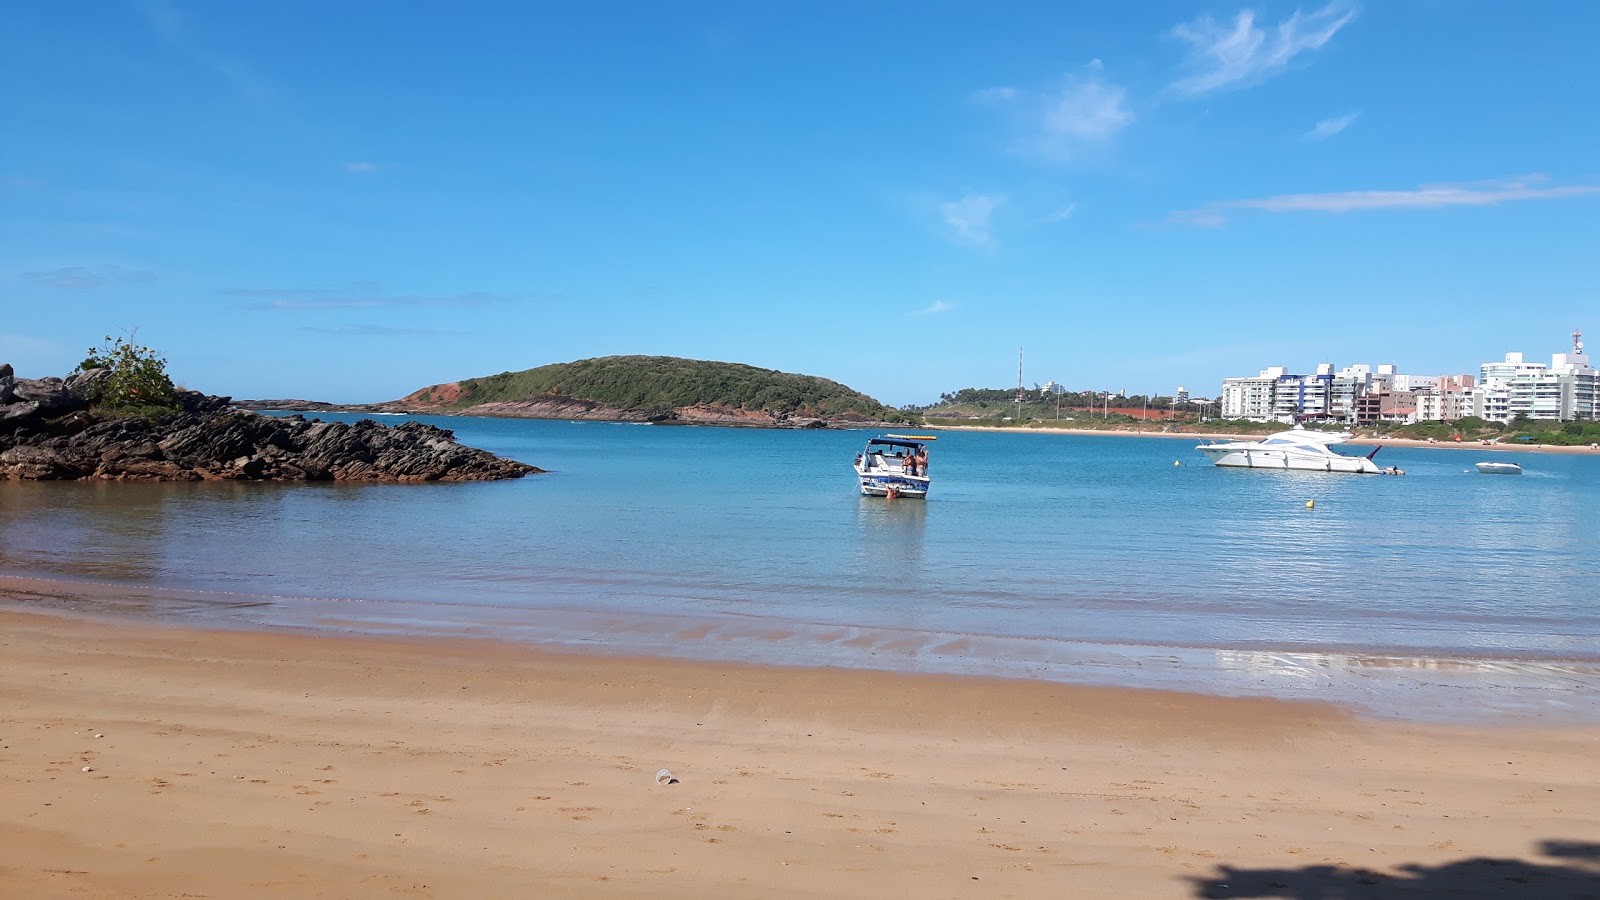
4 607 1599 897
6 573 1597 725
922 423 1600 454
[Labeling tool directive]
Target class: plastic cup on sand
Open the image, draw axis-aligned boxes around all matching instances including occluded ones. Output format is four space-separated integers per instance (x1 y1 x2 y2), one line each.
655 768 674 785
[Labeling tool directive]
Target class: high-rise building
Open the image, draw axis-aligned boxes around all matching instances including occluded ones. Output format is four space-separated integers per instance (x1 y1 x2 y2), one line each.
1473 330 1596 422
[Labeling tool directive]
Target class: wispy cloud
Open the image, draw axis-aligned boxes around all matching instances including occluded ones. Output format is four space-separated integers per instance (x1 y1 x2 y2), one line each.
20 265 157 289
1171 176 1599 226
1041 202 1078 223
913 300 954 316
1043 75 1133 141
977 63 1133 162
296 324 453 337
1304 110 1361 140
134 0 273 104
344 161 378 174
0 333 66 360
1170 2 1358 96
226 286 502 310
941 194 1005 245
972 86 1017 102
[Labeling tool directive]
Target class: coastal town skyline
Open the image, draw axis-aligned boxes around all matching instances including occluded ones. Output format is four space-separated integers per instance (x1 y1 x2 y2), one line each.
3 2 1597 407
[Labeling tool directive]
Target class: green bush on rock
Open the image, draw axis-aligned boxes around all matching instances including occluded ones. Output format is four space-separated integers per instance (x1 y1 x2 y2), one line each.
75 335 180 413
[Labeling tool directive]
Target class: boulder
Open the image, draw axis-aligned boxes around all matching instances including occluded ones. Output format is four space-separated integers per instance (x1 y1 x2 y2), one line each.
63 368 108 399
11 377 78 413
0 400 42 423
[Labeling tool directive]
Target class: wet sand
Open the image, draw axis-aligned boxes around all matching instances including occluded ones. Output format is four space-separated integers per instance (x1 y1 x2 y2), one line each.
3 608 1597 898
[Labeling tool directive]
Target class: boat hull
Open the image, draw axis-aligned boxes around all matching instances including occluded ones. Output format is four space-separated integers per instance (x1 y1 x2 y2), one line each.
855 471 930 498
1198 446 1381 474
1474 462 1522 475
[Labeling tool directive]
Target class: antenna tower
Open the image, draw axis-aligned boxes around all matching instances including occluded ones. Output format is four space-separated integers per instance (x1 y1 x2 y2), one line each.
1575 327 1585 355
1015 346 1024 421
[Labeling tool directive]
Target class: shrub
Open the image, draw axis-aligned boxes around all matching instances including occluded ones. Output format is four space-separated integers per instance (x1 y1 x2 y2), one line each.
75 335 179 411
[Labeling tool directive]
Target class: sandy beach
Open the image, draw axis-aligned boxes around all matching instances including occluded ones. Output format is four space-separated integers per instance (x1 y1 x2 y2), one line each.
925 423 1600 455
3 608 1597 898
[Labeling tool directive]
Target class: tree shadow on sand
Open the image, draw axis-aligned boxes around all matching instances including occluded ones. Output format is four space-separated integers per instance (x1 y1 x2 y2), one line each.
1190 839 1600 899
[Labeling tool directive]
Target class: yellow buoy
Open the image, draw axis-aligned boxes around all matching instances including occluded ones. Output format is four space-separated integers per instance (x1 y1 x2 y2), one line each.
1173 460 1181 466
1305 500 1315 509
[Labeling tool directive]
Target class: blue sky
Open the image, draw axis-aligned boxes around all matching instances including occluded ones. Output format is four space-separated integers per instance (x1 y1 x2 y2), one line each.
3 1 1597 406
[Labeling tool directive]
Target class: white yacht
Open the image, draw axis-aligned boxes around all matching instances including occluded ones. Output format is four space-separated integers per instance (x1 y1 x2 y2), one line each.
854 435 933 498
1474 461 1522 475
1197 426 1388 474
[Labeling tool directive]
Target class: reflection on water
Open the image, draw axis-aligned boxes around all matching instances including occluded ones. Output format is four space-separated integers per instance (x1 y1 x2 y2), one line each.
852 495 927 567
3 415 1599 720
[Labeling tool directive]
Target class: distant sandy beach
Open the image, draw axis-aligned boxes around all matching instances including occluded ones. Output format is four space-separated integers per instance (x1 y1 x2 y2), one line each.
926 423 1600 455
3 607 1597 898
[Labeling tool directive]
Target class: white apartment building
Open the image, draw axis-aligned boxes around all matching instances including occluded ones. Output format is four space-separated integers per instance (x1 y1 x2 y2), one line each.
1219 363 1372 423
1221 363 1477 424
1220 367 1287 420
1472 331 1597 422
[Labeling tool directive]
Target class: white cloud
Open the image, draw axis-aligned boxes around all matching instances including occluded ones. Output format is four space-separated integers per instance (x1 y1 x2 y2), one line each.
1172 176 1599 226
228 287 500 310
296 324 451 337
977 62 1133 163
973 86 1017 102
1041 202 1078 223
913 300 954 316
344 161 378 174
1305 110 1361 140
20 265 157 289
1170 2 1358 96
134 0 273 104
941 194 1005 245
1042 75 1133 142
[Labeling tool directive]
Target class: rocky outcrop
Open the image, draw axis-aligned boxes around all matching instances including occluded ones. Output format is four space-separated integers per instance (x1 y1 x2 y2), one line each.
0 365 540 482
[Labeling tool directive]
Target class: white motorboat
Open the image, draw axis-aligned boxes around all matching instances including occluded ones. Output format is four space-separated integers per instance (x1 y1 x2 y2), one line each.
1474 461 1522 475
854 435 933 498
1197 426 1387 474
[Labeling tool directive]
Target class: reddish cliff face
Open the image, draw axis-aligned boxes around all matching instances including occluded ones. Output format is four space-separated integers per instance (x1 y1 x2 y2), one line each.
402 382 466 405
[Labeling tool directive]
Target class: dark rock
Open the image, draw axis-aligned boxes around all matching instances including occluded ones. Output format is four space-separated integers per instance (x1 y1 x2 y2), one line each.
1 400 42 423
63 368 108 398
174 389 230 412
3 407 541 481
11 377 76 413
0 364 13 404
0 371 541 482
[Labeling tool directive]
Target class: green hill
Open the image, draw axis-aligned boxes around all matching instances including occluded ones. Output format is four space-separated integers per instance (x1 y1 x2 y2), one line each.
405 355 897 419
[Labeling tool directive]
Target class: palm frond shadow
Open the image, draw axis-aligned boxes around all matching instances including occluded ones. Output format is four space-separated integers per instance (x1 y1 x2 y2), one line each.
1190 839 1600 899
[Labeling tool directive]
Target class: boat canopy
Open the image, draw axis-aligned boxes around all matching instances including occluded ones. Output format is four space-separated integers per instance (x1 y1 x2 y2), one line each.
865 438 924 450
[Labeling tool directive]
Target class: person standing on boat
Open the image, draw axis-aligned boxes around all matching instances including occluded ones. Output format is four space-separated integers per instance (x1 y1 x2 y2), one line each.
915 446 929 476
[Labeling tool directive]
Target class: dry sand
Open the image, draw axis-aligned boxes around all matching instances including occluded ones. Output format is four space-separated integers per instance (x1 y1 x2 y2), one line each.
2 608 1597 899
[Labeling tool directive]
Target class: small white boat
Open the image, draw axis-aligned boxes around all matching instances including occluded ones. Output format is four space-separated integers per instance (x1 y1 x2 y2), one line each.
1474 461 1522 475
854 435 933 498
1196 426 1386 474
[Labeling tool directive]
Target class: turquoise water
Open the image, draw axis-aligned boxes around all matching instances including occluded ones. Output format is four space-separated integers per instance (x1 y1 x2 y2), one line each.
3 415 1598 720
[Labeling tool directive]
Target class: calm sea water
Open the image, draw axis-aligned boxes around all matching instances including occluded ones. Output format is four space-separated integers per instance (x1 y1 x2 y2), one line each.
3 414 1597 720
